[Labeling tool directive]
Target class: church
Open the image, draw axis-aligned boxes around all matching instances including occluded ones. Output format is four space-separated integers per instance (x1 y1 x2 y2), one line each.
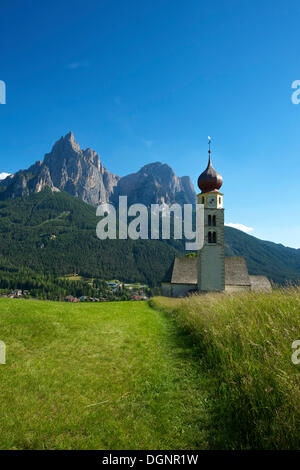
162 142 271 297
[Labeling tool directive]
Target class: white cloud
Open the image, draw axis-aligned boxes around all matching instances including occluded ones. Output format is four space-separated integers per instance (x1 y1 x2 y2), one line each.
225 223 254 233
0 172 10 180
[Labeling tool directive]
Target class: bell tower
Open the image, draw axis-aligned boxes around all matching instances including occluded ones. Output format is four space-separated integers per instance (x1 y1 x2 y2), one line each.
197 138 225 292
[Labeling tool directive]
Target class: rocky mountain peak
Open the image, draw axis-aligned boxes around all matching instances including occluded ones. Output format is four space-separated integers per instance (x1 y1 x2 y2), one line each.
45 131 81 162
112 161 196 206
0 133 196 207
139 162 178 180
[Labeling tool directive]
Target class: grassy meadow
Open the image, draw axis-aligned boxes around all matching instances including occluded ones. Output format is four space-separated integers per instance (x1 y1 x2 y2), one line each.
0 298 209 450
0 288 299 450
151 287 300 449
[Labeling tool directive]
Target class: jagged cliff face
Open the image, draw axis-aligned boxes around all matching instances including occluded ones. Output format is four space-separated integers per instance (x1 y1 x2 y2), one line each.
0 132 196 206
0 132 120 205
42 132 119 205
112 162 196 206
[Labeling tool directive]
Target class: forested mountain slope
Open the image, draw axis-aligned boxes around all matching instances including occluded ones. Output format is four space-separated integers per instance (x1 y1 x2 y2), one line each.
0 189 299 285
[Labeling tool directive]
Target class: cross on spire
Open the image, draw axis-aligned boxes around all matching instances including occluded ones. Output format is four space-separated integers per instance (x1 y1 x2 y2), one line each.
208 136 212 166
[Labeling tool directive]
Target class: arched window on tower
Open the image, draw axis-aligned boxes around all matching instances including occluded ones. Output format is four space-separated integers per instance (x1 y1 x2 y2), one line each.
212 215 216 226
208 215 212 226
208 231 217 244
201 196 205 204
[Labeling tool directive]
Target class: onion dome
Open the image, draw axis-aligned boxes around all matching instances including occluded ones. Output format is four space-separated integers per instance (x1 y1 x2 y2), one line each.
197 139 223 193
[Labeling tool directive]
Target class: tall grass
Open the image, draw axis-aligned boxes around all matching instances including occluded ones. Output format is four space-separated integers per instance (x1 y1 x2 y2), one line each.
151 288 300 449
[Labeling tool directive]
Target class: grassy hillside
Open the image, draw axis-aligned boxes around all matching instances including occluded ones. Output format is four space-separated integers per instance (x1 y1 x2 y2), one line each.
0 298 209 450
151 288 300 449
0 189 299 284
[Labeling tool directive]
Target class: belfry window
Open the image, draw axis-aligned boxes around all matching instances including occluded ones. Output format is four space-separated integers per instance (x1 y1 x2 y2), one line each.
212 215 216 226
208 231 217 244
201 196 205 204
208 215 212 226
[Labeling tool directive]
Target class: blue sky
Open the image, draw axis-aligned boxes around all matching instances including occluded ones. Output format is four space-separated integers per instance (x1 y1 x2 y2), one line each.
0 0 300 247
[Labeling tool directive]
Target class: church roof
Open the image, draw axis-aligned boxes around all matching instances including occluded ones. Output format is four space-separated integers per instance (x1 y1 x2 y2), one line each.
162 256 198 284
249 275 272 292
162 255 252 286
197 141 223 193
225 256 251 286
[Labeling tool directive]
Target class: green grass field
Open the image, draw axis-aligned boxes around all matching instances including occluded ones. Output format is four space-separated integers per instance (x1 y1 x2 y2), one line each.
0 298 209 450
1 288 299 450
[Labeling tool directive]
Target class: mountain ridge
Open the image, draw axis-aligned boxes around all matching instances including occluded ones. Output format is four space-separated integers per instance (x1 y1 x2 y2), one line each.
0 131 196 207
